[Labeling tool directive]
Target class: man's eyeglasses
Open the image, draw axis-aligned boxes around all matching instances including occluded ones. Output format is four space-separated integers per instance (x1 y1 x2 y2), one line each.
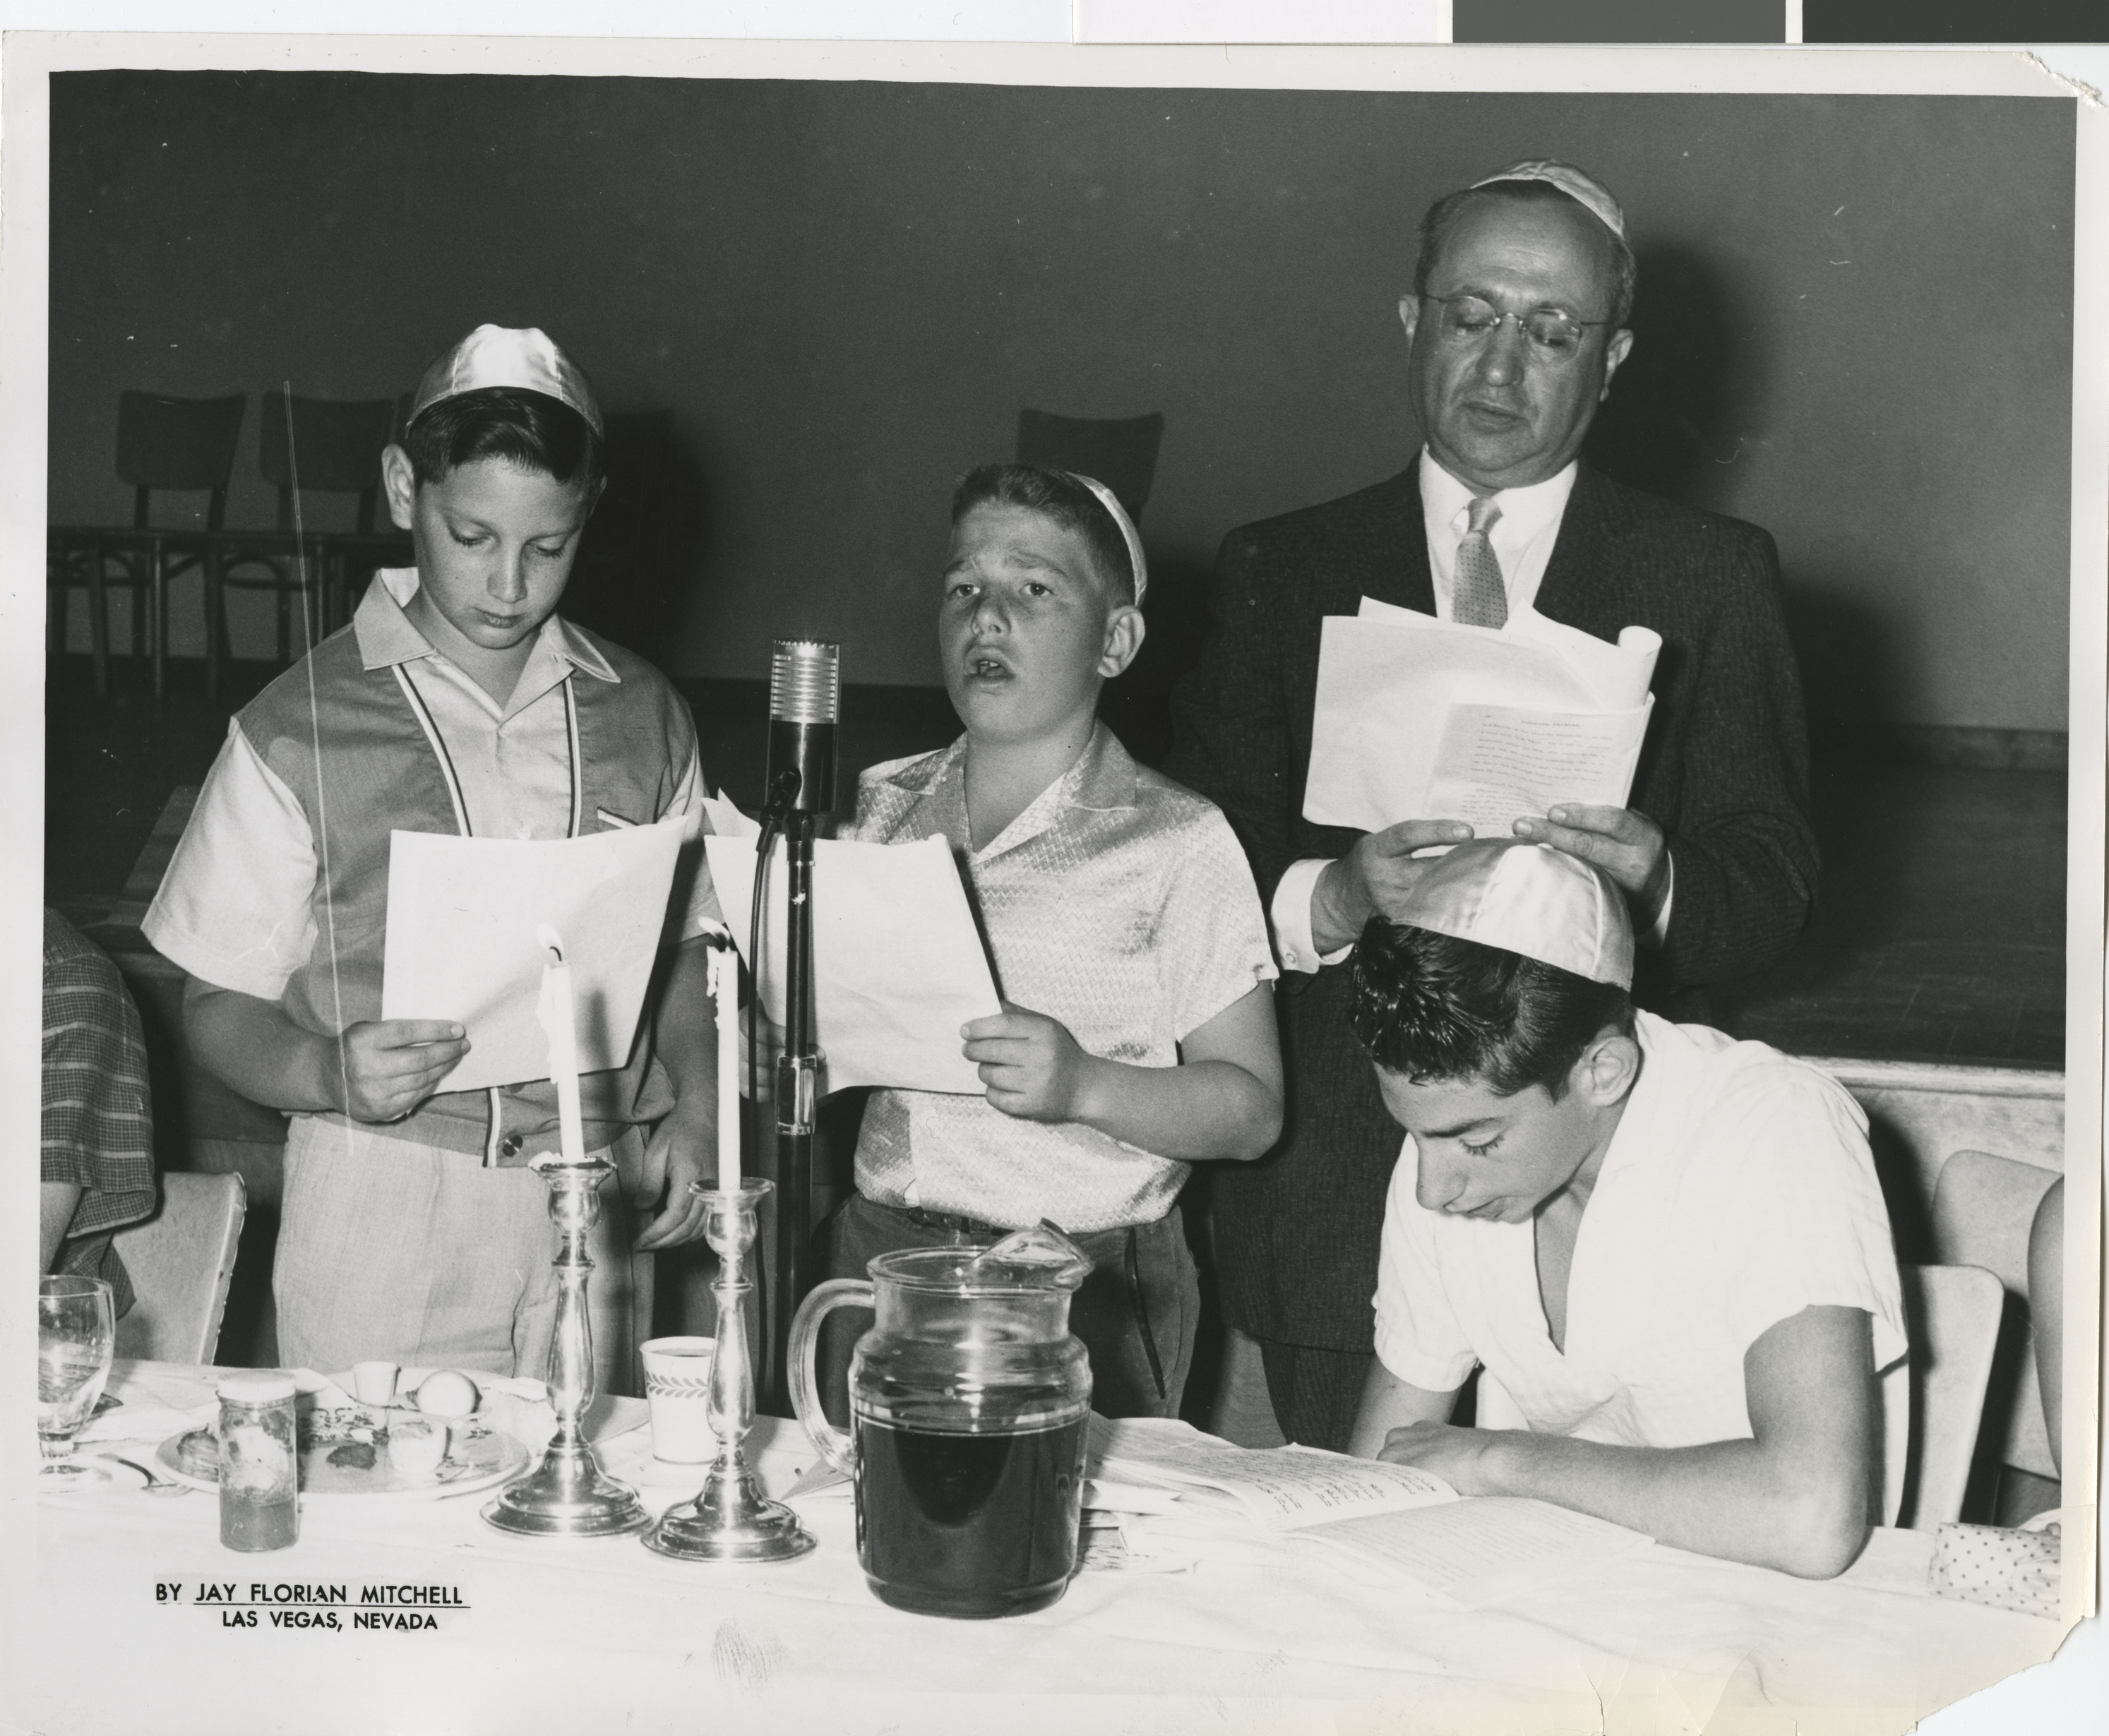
1421 294 1613 362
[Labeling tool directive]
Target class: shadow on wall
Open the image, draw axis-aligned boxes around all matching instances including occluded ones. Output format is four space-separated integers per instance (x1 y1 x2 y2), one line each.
564 409 715 655
1781 580 1908 733
1584 241 1767 514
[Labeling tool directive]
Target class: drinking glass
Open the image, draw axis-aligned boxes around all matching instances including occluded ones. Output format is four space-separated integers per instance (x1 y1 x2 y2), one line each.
37 1275 114 1484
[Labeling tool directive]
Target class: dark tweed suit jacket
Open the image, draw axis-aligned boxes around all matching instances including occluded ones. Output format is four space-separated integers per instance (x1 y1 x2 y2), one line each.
1164 457 1819 1352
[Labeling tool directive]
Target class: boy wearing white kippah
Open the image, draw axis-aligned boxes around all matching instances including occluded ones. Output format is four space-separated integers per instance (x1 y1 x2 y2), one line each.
820 463 1284 1419
1344 839 1905 1579
145 325 724 1389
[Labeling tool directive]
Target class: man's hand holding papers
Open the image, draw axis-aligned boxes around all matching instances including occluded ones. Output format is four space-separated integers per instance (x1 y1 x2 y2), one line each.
1310 819 1477 957
1513 801 1670 914
1299 601 1666 951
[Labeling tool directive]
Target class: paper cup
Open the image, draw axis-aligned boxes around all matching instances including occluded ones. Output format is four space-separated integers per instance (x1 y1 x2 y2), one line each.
641 1336 717 1463
351 1361 399 1406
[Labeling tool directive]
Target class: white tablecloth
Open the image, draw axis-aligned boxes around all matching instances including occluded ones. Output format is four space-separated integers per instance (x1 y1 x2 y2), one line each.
15 1362 2071 1736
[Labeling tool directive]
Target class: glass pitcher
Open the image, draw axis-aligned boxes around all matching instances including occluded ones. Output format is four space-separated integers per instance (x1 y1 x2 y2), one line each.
789 1226 1094 1619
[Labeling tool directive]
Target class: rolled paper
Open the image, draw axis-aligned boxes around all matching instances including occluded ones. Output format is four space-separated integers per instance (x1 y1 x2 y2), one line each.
712 941 740 1189
535 926 587 1166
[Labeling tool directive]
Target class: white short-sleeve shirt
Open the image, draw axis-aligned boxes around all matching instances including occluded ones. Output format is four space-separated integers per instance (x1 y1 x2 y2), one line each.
1373 1011 1908 1449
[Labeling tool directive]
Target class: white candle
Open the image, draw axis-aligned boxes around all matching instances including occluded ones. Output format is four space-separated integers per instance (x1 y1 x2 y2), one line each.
713 940 740 1189
535 927 587 1166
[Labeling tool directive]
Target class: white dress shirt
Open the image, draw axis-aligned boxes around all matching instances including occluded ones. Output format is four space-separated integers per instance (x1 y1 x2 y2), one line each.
1271 452 1670 973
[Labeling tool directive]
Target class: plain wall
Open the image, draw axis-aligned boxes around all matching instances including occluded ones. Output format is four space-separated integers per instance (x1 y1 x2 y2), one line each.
48 74 2074 731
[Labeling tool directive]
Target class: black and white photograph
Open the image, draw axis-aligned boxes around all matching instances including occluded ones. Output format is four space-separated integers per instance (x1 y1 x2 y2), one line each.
4 25 2102 1736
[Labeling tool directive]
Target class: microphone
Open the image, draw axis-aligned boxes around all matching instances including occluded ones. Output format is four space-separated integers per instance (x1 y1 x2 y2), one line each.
765 639 839 818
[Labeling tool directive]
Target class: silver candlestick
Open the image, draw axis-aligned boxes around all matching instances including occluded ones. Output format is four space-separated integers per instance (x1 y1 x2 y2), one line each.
483 1155 650 1538
642 1176 815 1562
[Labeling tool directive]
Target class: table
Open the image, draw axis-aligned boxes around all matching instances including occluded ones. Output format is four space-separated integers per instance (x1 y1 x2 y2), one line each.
15 1361 2071 1736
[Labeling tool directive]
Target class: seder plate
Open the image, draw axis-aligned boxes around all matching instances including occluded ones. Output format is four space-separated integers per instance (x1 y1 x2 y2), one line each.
153 1401 527 1500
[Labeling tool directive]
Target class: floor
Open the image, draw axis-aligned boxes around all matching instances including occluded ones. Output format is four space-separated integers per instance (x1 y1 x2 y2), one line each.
46 654 2069 1070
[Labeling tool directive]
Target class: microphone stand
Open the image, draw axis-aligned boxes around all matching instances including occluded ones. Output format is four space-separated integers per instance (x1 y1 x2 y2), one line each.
770 807 821 1415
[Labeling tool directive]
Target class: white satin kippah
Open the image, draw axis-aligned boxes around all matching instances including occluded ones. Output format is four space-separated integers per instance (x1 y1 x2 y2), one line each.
1396 839 1634 989
1066 471 1147 606
410 324 604 435
1470 160 1627 242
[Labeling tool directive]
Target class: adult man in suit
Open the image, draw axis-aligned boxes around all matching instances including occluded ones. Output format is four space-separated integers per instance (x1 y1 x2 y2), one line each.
1165 160 1817 1450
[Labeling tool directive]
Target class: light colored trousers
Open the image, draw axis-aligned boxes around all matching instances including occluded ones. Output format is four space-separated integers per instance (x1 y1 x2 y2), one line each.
273 1115 652 1396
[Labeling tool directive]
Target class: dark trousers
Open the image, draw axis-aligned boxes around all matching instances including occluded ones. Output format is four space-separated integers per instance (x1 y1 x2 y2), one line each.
816 1194 1199 1423
1255 1335 1373 1454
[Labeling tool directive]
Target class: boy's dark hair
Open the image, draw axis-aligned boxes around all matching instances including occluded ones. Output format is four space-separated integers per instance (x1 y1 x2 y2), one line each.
1349 918 1635 1099
951 462 1137 603
400 387 605 493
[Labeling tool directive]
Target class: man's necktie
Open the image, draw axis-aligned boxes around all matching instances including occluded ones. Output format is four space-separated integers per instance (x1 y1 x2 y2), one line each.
1453 496 1507 629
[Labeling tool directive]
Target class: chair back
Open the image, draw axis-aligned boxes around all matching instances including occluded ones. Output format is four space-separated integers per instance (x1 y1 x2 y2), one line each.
1931 1149 2062 1479
260 393 398 531
115 391 246 529
110 1172 247 1365
1015 409 1165 520
1880 1262 2005 1529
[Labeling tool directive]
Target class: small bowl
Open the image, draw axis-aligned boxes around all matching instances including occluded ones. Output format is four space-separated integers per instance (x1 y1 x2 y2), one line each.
388 1419 450 1480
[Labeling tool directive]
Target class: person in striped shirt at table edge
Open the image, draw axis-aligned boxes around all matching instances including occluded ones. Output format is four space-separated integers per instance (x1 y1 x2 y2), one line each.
41 908 158 1310
141 325 724 1391
818 463 1285 1420
1344 838 1905 1579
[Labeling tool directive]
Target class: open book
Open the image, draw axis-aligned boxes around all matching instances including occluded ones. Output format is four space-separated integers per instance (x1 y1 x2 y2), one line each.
1087 1416 1649 1608
1303 599 1661 837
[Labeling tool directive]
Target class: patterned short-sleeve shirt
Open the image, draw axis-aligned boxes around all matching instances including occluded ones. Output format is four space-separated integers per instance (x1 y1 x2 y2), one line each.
846 724 1278 1233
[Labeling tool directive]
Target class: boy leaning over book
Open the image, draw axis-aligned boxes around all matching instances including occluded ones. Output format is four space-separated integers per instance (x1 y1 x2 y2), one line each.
822 464 1285 1418
1344 838 1905 1578
143 325 722 1391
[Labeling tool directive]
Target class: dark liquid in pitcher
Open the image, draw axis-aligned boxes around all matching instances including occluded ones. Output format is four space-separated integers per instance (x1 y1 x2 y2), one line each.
854 1415 1087 1618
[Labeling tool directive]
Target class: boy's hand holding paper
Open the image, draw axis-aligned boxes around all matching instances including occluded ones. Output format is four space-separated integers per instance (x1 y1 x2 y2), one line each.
379 815 687 1094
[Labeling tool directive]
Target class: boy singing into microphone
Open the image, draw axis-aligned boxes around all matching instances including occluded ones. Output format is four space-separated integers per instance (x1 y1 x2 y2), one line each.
144 325 723 1388
825 464 1284 1418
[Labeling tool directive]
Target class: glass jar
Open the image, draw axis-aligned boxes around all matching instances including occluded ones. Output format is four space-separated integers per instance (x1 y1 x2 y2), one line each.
790 1227 1093 1619
217 1371 299 1552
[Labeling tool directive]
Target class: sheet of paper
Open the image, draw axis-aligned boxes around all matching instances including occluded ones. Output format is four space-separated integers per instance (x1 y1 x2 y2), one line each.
378 817 685 1094
1424 697 1655 834
1359 597 1660 711
703 821 1002 1095
1305 603 1661 832
1301 1496 1651 1610
1090 1416 1457 1530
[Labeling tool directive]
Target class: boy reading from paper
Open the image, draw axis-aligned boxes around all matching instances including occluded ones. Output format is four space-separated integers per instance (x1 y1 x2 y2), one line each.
1344 839 1906 1578
143 325 722 1389
823 464 1284 1418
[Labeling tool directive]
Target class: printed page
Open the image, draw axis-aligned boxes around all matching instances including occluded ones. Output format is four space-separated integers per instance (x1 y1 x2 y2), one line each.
1307 602 1661 832
704 819 1003 1095
1090 1417 1457 1531
1300 1496 1651 1610
1425 698 1655 836
379 816 686 1093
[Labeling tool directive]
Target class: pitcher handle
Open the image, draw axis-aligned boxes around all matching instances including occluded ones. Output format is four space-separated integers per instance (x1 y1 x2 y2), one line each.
787 1278 872 1475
